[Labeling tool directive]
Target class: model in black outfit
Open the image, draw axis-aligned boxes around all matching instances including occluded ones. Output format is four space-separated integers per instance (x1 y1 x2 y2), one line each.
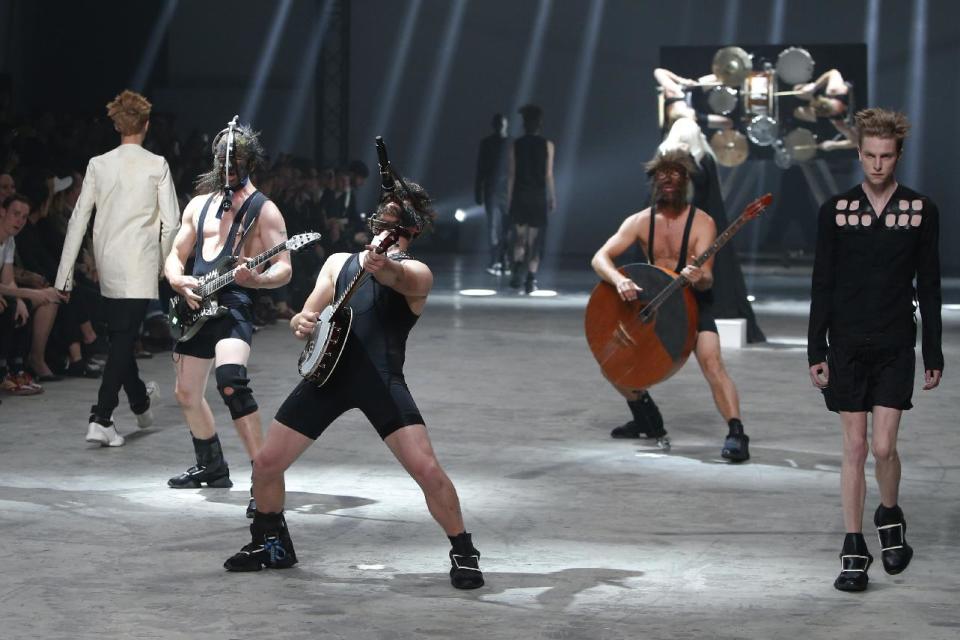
507 104 556 294
475 113 511 275
808 109 942 592
224 180 484 590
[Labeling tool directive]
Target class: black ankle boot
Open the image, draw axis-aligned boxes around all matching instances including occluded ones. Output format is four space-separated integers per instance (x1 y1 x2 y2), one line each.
448 532 484 589
834 532 873 592
225 511 298 572
721 418 750 462
509 262 525 289
874 504 913 575
168 434 233 488
611 392 666 439
524 273 538 294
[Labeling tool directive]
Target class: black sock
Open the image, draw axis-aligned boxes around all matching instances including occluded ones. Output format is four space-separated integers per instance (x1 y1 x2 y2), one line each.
841 532 869 555
728 418 744 436
875 503 904 525
448 532 475 555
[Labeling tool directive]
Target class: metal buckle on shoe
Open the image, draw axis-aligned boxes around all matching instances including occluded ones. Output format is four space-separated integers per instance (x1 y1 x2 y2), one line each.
451 553 481 571
840 554 870 572
877 523 904 551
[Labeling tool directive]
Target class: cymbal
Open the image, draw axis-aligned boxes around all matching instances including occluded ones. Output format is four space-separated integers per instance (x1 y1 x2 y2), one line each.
711 46 752 86
783 127 818 162
710 129 749 167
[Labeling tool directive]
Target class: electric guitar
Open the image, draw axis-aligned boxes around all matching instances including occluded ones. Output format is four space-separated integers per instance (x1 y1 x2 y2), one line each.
298 228 401 386
169 232 322 342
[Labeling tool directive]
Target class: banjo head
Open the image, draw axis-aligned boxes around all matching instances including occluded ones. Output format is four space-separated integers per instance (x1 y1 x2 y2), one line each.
585 263 698 390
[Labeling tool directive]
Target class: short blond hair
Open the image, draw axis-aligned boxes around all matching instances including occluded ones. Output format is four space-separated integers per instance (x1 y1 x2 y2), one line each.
106 90 151 135
855 108 910 152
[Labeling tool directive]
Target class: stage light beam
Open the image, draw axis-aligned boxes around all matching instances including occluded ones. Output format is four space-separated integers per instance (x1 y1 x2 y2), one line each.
904 0 927 185
130 0 179 92
242 0 294 125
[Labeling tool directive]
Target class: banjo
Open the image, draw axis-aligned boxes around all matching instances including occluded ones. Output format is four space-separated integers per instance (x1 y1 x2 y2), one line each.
169 232 322 342
298 227 402 386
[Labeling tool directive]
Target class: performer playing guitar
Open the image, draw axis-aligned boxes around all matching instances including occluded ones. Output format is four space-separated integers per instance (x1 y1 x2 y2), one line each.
590 150 764 461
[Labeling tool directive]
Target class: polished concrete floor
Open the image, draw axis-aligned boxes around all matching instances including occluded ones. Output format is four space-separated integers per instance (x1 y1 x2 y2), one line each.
1 260 958 640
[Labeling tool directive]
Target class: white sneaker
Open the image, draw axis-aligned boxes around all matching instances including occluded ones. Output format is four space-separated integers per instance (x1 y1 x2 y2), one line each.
135 381 160 429
86 421 125 447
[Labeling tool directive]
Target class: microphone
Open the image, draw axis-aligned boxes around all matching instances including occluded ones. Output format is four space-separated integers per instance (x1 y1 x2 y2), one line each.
376 136 395 193
221 115 240 213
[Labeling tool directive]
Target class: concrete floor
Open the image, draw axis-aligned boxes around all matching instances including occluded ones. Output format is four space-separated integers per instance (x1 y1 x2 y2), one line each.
2 260 959 640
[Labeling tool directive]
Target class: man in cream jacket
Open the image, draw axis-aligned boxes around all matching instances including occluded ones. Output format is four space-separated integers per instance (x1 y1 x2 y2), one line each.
55 90 180 447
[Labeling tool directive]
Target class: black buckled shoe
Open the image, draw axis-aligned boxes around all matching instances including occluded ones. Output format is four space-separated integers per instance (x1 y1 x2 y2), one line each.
449 532 484 589
225 512 298 572
721 433 750 462
874 504 913 575
834 533 873 592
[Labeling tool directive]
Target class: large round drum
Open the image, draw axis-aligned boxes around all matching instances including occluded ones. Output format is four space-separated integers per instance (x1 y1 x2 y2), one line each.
746 114 779 147
707 86 738 115
776 46 815 85
585 264 698 390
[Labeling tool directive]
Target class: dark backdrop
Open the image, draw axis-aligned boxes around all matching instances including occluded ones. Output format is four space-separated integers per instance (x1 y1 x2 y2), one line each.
1 0 958 272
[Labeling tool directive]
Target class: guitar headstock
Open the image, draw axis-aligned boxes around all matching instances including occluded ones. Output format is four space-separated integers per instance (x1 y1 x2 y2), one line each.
287 232 323 251
743 193 774 221
373 226 402 255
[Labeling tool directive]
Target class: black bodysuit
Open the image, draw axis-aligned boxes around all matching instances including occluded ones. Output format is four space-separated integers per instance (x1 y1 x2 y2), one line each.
276 252 425 440
647 205 717 334
174 191 267 359
808 184 942 371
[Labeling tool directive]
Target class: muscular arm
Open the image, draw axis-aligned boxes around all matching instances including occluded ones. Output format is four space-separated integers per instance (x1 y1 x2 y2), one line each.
164 197 199 283
591 213 642 286
366 253 433 300
290 253 347 339
241 200 291 289
654 68 691 98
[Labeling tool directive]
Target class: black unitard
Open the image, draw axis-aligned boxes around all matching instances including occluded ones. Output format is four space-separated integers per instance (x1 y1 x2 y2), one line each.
276 252 425 439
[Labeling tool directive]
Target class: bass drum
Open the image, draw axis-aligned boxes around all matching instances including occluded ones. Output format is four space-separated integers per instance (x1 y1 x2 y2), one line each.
707 86 738 115
585 264 698 390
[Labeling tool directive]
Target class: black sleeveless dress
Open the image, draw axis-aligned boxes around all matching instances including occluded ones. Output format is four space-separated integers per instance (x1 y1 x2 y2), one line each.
509 134 548 226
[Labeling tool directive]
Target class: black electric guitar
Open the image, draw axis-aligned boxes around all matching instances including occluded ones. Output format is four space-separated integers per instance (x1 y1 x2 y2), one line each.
298 228 401 386
169 232 322 342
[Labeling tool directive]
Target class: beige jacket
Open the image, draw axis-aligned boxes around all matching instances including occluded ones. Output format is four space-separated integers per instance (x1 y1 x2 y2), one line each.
55 144 180 299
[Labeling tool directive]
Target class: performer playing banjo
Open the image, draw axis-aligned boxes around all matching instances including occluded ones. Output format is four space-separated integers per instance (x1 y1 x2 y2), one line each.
590 150 750 461
223 154 484 590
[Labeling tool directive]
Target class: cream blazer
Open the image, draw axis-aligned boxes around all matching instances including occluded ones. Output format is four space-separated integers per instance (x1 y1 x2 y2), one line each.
55 144 180 299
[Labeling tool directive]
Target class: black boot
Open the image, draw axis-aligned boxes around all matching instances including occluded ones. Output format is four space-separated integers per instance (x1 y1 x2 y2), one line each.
611 392 666 439
224 511 298 572
524 272 539 295
448 532 484 589
874 504 913 575
509 262 525 289
721 418 750 462
834 533 873 592
167 434 233 488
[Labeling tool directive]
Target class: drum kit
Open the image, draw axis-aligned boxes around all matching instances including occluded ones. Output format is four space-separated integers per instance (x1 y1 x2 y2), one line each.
693 46 822 168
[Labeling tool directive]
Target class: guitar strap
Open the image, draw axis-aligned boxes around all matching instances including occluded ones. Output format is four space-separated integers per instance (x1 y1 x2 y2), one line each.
229 191 267 259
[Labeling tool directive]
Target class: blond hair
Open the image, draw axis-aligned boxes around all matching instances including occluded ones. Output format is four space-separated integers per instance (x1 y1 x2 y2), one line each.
855 108 910 152
106 90 152 135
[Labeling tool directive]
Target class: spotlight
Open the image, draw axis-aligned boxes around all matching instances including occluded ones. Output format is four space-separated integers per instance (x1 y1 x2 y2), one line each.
454 209 466 223
528 289 558 297
747 295 756 302
459 289 497 296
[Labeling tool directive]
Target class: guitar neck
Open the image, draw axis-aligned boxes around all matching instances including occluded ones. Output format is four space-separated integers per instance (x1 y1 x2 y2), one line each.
331 264 369 313
640 210 751 319
199 242 287 298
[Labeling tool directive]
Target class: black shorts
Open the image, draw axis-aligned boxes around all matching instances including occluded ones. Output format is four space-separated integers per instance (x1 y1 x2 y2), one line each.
822 343 915 412
275 343 424 440
173 306 254 360
695 290 718 334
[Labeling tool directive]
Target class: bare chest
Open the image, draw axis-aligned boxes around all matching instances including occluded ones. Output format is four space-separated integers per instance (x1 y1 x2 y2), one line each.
643 213 692 271
199 199 263 261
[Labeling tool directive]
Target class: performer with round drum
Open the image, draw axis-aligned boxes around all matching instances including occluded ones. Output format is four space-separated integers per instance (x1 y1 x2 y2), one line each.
808 108 942 592
224 154 484 590
589 150 750 461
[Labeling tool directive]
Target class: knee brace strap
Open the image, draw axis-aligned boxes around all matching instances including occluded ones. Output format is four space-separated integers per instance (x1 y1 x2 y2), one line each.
216 364 258 420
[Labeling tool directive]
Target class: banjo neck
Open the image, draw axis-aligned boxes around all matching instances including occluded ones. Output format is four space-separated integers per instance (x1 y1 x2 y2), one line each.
330 229 401 315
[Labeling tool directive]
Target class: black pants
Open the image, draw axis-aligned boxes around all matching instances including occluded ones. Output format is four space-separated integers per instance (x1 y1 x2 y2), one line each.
0 296 30 365
484 190 509 265
95 298 150 418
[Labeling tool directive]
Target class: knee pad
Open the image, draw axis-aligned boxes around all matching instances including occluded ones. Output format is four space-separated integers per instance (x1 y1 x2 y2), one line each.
216 364 258 420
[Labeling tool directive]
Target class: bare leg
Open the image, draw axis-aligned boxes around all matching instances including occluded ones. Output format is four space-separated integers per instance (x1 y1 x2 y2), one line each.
694 331 741 422
214 338 263 459
252 420 314 513
385 424 466 536
173 355 216 439
28 302 58 375
80 321 97 345
871 406 903 508
840 411 869 532
526 226 542 274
